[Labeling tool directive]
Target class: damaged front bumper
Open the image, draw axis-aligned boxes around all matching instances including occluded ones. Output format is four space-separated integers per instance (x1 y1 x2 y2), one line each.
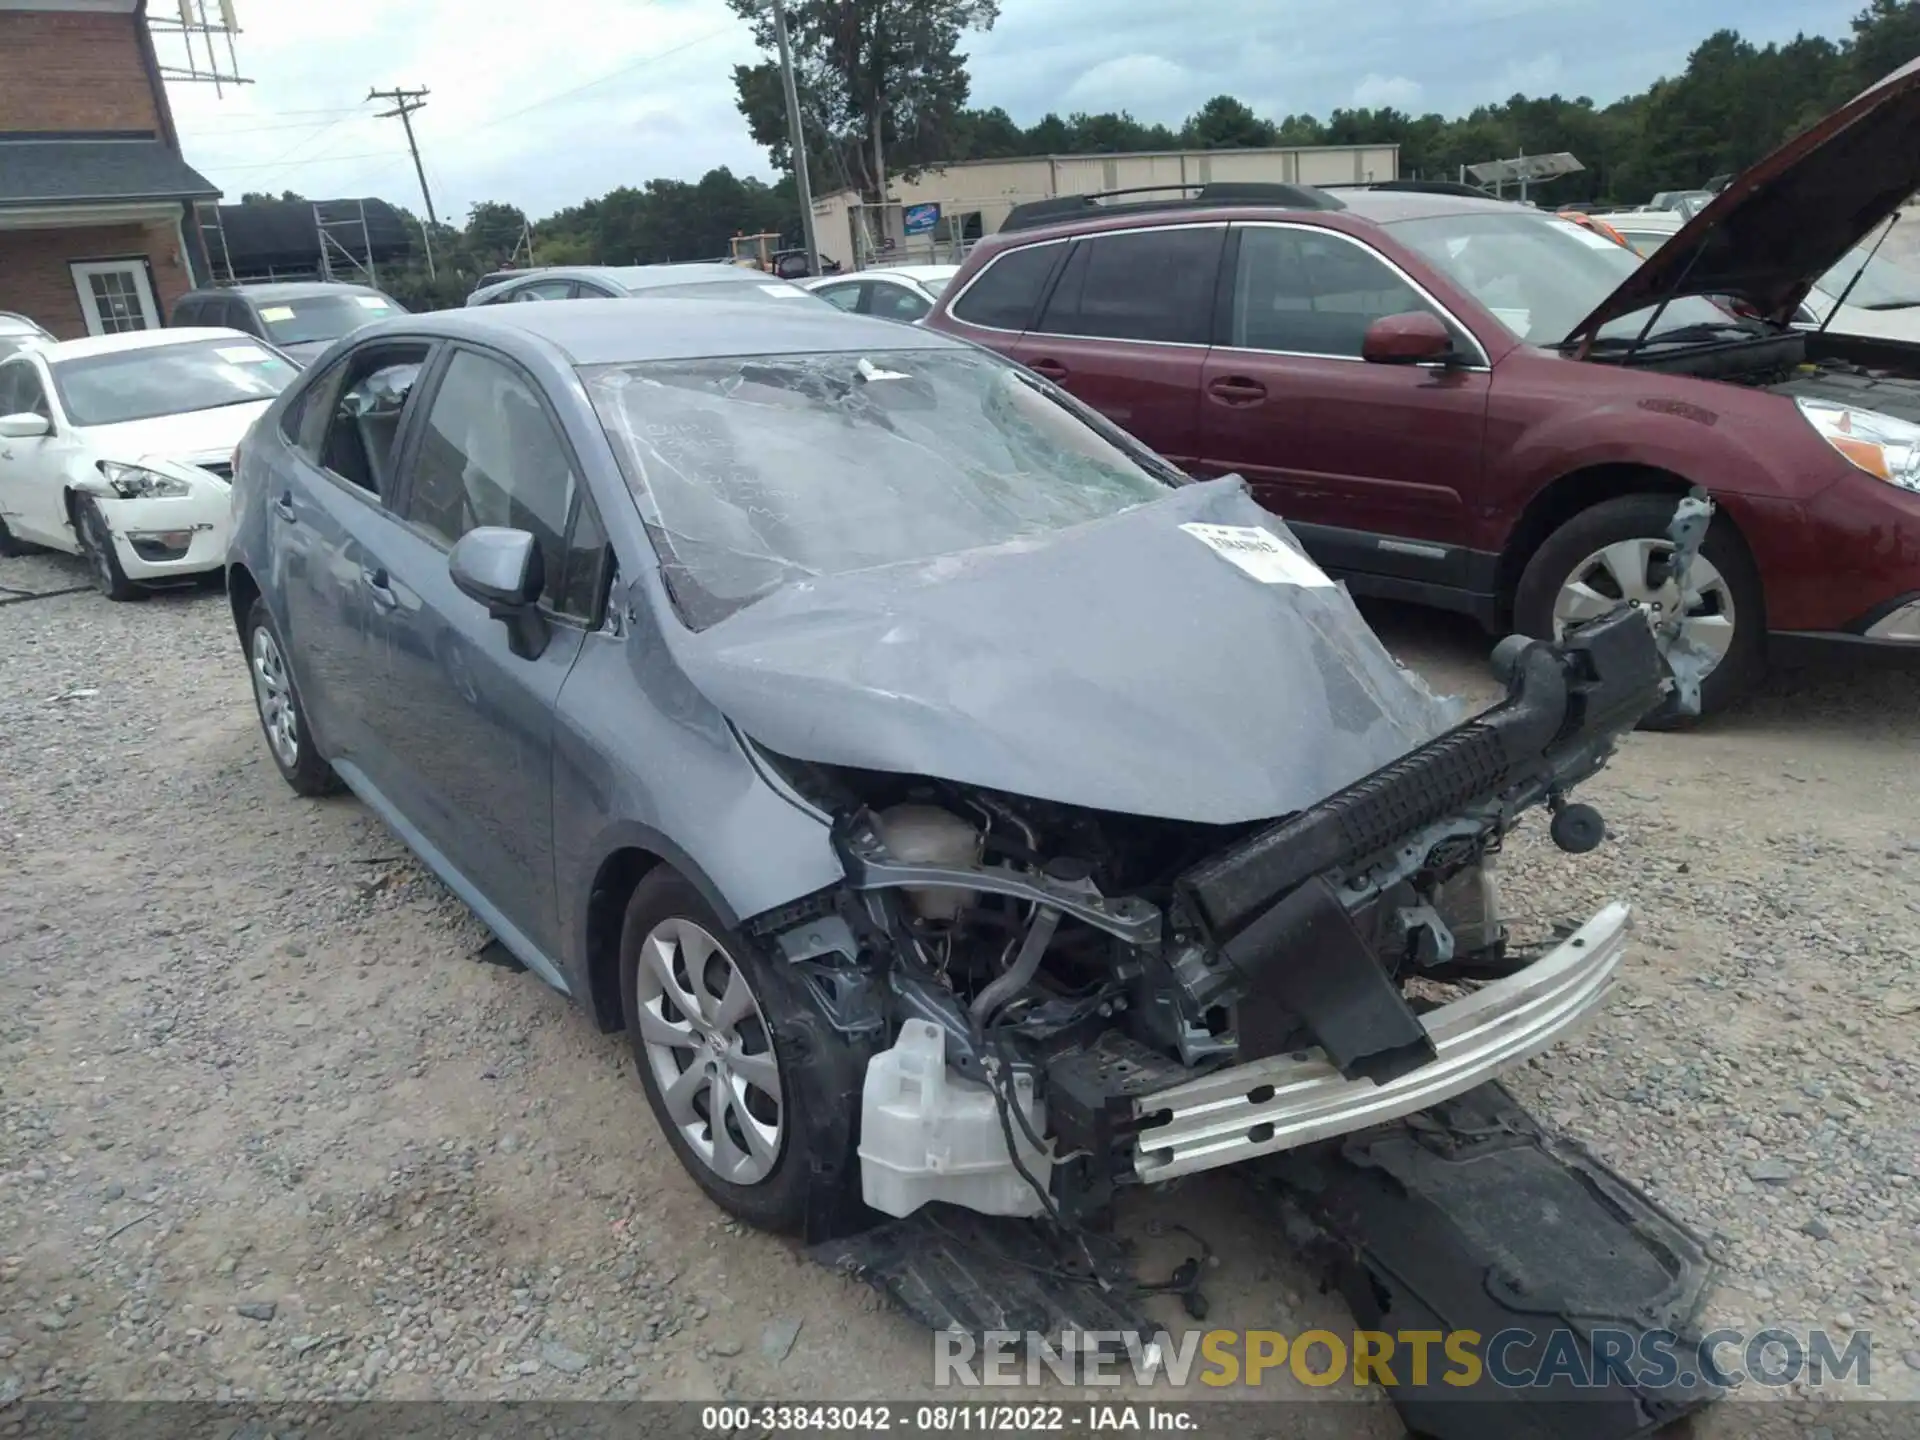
1134 902 1628 1182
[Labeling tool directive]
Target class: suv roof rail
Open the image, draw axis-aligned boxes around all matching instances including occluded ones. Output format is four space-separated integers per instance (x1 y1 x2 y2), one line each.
1000 181 1343 233
1323 179 1498 199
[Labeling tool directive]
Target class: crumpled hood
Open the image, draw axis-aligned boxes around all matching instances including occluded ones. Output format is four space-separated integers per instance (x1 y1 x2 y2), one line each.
84 401 270 470
672 478 1460 825
1568 55 1920 338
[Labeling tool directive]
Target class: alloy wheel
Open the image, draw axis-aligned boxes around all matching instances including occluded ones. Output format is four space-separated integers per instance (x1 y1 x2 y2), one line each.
1552 537 1737 676
632 917 783 1185
250 626 300 769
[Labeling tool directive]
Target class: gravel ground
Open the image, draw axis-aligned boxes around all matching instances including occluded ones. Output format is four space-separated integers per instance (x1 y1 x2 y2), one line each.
1 550 1916 1424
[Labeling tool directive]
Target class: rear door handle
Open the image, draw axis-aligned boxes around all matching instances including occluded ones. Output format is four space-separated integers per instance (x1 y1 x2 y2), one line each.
1028 358 1068 381
361 566 398 610
273 491 298 523
1206 375 1269 406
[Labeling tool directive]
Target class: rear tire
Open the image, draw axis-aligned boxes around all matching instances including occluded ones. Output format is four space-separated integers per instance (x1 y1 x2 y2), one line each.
243 596 342 797
619 868 872 1237
1514 494 1765 726
75 498 141 601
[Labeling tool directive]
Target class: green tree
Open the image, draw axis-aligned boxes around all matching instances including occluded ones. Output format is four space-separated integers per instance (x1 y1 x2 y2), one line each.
726 0 1000 196
1182 95 1276 149
465 201 529 267
1850 0 1920 88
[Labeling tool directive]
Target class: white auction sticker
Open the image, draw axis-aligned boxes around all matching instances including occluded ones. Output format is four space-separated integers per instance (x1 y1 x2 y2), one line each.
760 284 807 297
355 295 391 309
216 345 270 364
1180 523 1333 587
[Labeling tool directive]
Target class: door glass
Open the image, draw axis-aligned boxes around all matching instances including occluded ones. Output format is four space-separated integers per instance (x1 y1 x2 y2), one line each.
0 362 52 421
170 297 202 326
816 284 864 312
316 347 429 496
948 244 1062 330
1035 229 1219 344
403 349 577 601
869 284 931 322
1231 228 1434 358
512 281 575 302
554 494 610 622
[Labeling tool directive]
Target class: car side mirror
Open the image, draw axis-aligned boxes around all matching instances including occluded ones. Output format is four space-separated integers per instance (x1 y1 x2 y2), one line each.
450 527 549 659
0 411 50 439
1362 311 1459 367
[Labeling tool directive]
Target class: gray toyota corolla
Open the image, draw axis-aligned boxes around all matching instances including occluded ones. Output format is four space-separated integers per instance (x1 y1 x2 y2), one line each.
227 297 1670 1243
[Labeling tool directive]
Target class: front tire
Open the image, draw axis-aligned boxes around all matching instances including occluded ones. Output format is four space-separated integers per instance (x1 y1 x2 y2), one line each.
75 498 141 601
243 597 341 796
619 868 870 1236
1514 494 1765 725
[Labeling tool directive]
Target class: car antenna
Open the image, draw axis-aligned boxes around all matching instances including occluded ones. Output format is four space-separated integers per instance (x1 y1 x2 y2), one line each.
1816 211 1899 334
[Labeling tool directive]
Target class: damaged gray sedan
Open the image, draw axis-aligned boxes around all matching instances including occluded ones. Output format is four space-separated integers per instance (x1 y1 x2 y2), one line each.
228 297 1676 1241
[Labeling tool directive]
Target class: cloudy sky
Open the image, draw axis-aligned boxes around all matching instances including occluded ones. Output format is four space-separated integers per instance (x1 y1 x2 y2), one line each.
163 0 1864 223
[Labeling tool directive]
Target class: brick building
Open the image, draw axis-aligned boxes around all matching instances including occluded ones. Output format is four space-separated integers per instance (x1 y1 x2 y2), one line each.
0 0 218 338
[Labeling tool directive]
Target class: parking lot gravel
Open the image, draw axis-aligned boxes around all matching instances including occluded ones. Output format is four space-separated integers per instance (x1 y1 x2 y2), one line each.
2 550 1916 1425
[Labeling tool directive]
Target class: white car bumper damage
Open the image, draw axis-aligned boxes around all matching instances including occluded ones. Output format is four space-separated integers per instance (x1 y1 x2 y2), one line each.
78 475 230 580
1133 901 1631 1182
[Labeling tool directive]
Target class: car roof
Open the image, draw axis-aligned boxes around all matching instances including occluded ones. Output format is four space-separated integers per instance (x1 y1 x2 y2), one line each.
187 282 385 301
526 263 775 292
380 296 957 365
0 311 48 335
860 264 960 282
34 327 255 361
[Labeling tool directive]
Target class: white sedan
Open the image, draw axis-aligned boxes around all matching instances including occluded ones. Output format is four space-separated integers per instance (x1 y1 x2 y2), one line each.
0 329 298 598
804 264 960 323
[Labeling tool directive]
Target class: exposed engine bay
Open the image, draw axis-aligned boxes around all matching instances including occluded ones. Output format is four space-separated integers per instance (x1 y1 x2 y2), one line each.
748 597 1673 1226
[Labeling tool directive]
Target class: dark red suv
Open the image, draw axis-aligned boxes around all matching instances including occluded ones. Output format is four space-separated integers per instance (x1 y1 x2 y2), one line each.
926 60 1920 718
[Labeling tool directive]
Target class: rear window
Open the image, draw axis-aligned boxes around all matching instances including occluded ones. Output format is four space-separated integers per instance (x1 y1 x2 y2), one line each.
948 244 1064 330
52 338 297 426
255 293 405 346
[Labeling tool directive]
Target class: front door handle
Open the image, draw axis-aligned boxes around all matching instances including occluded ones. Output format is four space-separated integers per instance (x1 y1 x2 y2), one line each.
361 566 398 610
1028 358 1068 381
1206 375 1269 406
273 491 298 523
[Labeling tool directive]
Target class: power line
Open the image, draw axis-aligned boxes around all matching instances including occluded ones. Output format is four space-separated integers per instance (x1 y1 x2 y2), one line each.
211 150 405 171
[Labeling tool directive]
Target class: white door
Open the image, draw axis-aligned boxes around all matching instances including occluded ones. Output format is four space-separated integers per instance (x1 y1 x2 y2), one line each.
70 260 159 336
0 358 79 549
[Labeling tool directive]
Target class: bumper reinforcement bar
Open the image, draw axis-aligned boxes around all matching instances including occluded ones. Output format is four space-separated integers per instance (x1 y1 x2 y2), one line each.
1133 901 1630 1181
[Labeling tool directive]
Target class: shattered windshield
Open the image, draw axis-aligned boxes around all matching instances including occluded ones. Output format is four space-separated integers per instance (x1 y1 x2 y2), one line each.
585 347 1182 627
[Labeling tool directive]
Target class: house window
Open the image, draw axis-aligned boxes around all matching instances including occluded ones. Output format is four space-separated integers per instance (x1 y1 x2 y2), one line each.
69 260 159 336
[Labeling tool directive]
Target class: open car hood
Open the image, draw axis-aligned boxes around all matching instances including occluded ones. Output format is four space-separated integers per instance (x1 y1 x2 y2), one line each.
671 478 1460 827
1567 56 1920 340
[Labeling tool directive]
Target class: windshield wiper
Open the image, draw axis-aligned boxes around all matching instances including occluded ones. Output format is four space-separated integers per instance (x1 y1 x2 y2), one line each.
1861 300 1920 311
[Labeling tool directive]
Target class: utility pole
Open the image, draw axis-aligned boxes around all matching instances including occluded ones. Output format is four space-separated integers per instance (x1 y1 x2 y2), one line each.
769 2 819 275
368 86 438 279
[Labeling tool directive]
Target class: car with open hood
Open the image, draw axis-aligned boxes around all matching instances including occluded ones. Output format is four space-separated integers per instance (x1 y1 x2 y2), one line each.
924 59 1920 719
0 329 299 594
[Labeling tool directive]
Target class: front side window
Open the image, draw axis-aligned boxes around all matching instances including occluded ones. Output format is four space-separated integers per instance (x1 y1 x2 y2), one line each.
868 283 932 323
50 338 296 426
254 293 406 346
403 349 577 600
1230 227 1437 358
512 281 576 303
815 283 864 313
948 244 1063 331
585 346 1181 628
1036 228 1221 345
0 360 50 420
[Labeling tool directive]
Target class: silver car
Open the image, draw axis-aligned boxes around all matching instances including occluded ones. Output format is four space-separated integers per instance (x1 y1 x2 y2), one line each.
224 295 1663 1240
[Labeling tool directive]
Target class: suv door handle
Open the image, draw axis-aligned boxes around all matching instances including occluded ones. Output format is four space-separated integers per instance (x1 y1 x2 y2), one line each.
1207 375 1269 406
273 492 298 523
1028 358 1068 381
361 566 398 609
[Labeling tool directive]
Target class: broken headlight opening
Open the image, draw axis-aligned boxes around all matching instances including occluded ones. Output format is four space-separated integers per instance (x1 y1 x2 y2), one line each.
749 600 1672 1230
96 460 191 499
